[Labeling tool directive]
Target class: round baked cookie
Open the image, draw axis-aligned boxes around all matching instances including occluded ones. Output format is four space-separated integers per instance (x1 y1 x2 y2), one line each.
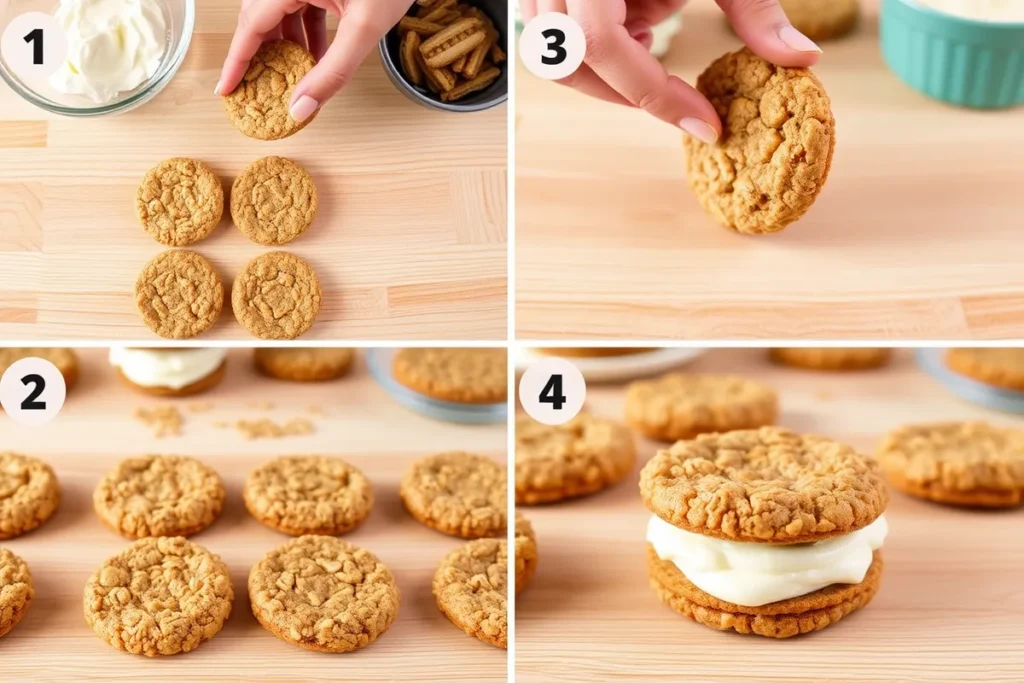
135 249 224 339
515 413 637 504
84 537 233 656
877 421 1024 508
0 548 33 639
640 426 888 543
0 452 60 540
248 535 399 653
232 157 318 246
945 349 1024 390
399 452 506 539
224 40 318 141
770 348 892 371
0 348 79 390
514 513 537 594
136 158 224 246
93 455 225 539
625 373 778 442
232 252 322 340
780 0 859 41
648 544 882 638
684 47 835 235
243 456 374 535
535 348 654 358
254 348 355 382
392 348 507 404
433 538 507 649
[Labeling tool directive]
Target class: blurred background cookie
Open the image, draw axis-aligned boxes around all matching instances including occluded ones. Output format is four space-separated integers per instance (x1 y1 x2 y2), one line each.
0 349 78 391
770 347 892 371
393 347 507 404
253 348 355 382
945 348 1024 390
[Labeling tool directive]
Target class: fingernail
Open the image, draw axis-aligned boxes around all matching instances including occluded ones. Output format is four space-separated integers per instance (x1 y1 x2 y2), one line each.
679 118 718 144
213 80 223 96
290 95 319 122
778 25 822 53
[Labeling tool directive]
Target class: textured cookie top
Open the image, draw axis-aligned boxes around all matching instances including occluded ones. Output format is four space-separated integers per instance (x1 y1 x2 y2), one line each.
0 452 60 540
232 252 322 340
84 537 234 656
684 47 834 235
393 348 507 404
433 538 507 649
514 513 537 593
254 348 354 382
135 250 224 339
0 547 33 631
0 348 77 377
780 0 859 41
243 456 374 535
93 455 225 538
400 452 506 538
224 41 317 140
877 422 1024 492
136 158 224 247
248 536 399 653
640 427 887 543
946 349 1024 390
231 157 318 246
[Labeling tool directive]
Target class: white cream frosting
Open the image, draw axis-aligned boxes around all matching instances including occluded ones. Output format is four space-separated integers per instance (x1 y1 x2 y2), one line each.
109 348 226 389
647 514 888 607
913 0 1024 22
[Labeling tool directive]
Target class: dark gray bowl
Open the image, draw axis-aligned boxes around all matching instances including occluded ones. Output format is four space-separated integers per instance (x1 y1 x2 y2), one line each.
379 0 508 112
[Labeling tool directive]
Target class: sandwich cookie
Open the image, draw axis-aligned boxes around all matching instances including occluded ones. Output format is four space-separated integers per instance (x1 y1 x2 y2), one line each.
110 347 227 397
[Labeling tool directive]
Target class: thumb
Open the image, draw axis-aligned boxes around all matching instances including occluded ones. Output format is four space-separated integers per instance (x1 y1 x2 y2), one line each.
717 0 822 67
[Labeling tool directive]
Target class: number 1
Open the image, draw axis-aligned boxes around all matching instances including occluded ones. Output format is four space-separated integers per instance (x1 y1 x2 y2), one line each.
24 28 43 66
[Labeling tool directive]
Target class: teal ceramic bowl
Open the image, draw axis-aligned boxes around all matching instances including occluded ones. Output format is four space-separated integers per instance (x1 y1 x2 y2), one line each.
880 0 1024 108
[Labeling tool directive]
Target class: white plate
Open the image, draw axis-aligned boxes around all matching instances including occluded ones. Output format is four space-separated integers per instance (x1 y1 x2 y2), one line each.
515 348 705 383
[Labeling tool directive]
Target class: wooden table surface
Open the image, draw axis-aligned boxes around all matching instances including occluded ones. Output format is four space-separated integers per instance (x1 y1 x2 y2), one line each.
0 348 507 682
0 5 507 340
515 348 1024 682
515 0 1024 340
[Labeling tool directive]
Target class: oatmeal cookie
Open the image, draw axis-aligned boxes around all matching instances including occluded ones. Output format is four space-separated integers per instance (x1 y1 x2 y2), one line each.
224 40 318 141
514 513 537 594
0 348 78 390
135 250 224 339
648 544 882 638
625 373 778 442
93 455 225 538
0 453 59 540
248 536 399 653
136 158 224 246
231 157 318 246
640 426 888 543
243 456 374 535
84 537 233 656
945 349 1024 390
433 537 507 648
254 348 355 382
770 348 892 371
684 47 835 235
399 452 506 539
877 421 1024 508
0 548 33 638
393 348 507 404
232 252 322 340
515 413 636 504
780 0 859 41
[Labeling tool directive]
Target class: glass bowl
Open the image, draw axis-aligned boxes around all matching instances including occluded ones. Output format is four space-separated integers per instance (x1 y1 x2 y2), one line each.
0 0 194 116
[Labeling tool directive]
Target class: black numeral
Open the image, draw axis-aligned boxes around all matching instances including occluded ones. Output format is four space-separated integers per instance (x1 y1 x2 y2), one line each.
541 28 567 66
23 28 44 66
539 374 566 410
20 374 46 410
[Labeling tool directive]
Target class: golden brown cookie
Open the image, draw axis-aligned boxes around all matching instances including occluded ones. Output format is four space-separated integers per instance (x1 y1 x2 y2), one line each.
770 348 892 371
0 453 60 540
515 413 636 504
253 348 355 382
135 249 224 339
393 348 507 404
684 47 835 235
514 513 537 594
84 537 233 656
136 158 224 246
945 349 1024 390
232 252 322 340
647 544 882 638
248 535 400 653
0 548 33 639
535 348 654 358
114 353 228 398
0 348 78 390
231 156 318 246
223 40 318 141
625 373 778 442
641 427 888 543
243 456 374 535
877 421 1024 508
93 455 225 539
433 537 507 648
780 0 859 41
399 451 506 538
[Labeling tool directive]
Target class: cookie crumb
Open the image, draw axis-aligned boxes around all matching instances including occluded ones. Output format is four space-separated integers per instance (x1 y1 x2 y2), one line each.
234 417 314 440
133 406 184 438
187 402 214 413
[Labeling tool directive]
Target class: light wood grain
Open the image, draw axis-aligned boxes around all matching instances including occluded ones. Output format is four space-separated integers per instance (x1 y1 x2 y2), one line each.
515 348 1024 682
0 349 507 682
0 6 507 340
515 0 1024 340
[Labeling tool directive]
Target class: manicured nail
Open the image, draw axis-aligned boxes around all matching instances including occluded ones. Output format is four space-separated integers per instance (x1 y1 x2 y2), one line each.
290 95 319 122
778 25 822 53
213 80 223 96
679 118 718 144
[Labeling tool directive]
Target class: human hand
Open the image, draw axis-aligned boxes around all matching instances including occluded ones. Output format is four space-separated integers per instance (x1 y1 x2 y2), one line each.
519 0 823 142
217 0 414 122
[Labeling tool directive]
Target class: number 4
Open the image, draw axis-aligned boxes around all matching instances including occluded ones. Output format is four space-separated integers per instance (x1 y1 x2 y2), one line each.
539 374 566 410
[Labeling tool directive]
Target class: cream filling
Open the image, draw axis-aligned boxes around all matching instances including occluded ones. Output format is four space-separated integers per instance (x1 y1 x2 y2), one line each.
109 348 225 389
912 0 1024 22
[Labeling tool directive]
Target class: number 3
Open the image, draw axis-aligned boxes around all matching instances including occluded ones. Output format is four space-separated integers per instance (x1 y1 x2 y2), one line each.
541 28 567 66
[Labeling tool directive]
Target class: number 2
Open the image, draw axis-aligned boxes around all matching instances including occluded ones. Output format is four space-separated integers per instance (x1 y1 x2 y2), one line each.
541 28 567 66
23 28 43 65
21 374 46 410
539 374 566 410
